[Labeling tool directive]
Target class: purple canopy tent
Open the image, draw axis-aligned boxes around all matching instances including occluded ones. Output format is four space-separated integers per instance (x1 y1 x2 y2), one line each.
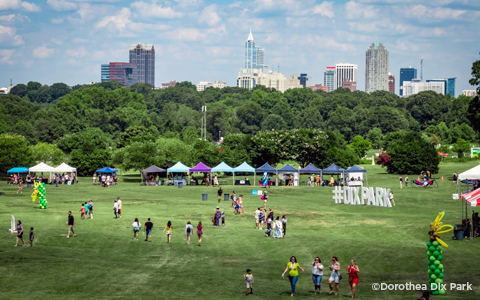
189 162 212 172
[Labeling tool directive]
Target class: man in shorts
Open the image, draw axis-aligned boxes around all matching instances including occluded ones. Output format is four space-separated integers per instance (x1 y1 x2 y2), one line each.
254 208 261 229
67 211 76 238
144 218 153 242
217 187 223 204
117 197 122 218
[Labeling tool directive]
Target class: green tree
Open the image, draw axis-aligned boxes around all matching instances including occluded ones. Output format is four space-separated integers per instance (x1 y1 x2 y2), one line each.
261 114 287 131
9 84 28 98
349 135 371 158
120 141 165 171
467 96 480 133
32 143 66 165
452 138 471 162
366 128 383 149
116 126 156 148
0 134 35 172
50 83 71 101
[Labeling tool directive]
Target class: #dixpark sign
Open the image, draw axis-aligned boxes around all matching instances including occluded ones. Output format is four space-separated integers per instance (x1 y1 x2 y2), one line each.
332 186 392 207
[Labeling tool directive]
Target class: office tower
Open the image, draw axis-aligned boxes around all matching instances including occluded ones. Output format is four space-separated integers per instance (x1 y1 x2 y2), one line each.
426 78 456 96
403 79 444 97
365 40 389 93
399 67 417 96
335 63 358 90
342 79 357 92
388 73 395 94
324 67 335 92
244 30 268 72
298 74 311 88
102 62 139 87
129 43 155 86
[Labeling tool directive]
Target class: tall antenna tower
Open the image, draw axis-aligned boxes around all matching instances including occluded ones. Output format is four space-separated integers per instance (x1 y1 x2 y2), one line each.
421 56 423 81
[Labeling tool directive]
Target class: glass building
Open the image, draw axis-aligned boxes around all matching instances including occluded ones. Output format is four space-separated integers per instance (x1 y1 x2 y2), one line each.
298 74 311 88
399 67 417 96
101 64 110 82
105 62 139 87
245 30 257 70
426 78 456 96
129 43 155 86
324 67 335 92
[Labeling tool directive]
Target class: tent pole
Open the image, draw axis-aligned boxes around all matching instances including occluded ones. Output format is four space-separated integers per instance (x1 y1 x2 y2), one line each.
233 172 235 186
254 172 256 186
276 171 278 187
471 205 474 240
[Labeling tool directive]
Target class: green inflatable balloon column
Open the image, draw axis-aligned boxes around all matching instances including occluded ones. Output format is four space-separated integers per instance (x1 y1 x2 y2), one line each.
427 212 453 295
38 182 47 209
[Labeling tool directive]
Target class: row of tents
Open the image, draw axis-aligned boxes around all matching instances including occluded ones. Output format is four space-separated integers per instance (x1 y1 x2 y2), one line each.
142 161 367 186
7 162 77 174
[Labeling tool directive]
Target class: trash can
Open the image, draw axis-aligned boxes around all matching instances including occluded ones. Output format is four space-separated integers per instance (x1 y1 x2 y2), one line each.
178 182 183 188
224 194 229 201
202 193 208 201
454 229 464 240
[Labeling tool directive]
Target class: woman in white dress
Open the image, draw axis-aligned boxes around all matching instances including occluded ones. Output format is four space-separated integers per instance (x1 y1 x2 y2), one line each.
273 216 283 238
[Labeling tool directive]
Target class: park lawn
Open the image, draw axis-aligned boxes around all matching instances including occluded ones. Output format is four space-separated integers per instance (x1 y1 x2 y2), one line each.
1 162 480 299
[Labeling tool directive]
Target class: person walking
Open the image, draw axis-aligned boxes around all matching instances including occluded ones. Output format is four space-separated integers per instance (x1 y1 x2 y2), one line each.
255 207 261 229
282 256 305 297
258 209 265 230
16 180 22 194
262 191 268 209
185 221 193 245
347 259 359 299
132 218 141 240
144 218 153 242
231 190 236 207
452 171 457 184
238 195 244 214
79 203 86 220
399 175 403 189
214 207 221 226
389 191 396 206
28 227 34 247
282 215 287 237
163 221 172 243
273 216 283 238
196 221 203 246
244 269 254 295
88 200 94 219
55 174 60 187
312 257 324 294
217 187 223 204
214 174 219 187
117 197 122 218
328 256 341 295
14 220 25 246
405 175 409 189
113 200 118 219
66 211 76 238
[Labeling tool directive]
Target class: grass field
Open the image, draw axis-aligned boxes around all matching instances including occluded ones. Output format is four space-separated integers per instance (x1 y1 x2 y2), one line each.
1 162 480 299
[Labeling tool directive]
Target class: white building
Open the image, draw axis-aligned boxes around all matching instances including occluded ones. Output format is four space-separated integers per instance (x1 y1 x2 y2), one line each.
196 81 213 91
403 79 444 97
257 71 288 92
334 63 358 90
213 81 227 88
463 90 477 97
237 68 260 89
365 40 389 93
287 75 303 90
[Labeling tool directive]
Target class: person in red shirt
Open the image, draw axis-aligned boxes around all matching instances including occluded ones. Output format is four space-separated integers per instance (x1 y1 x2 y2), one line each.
347 259 360 299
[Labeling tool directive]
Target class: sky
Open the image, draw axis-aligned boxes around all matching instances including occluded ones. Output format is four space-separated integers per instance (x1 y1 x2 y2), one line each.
0 0 479 95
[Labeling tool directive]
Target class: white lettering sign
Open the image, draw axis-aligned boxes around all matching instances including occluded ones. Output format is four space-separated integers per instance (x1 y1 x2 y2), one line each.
333 187 392 208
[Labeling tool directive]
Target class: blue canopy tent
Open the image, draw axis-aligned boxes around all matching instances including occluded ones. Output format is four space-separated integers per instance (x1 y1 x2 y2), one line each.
300 163 322 173
167 162 190 185
211 162 234 185
96 167 118 173
256 163 277 187
322 164 345 186
233 162 256 186
7 167 29 173
345 165 368 186
277 163 299 186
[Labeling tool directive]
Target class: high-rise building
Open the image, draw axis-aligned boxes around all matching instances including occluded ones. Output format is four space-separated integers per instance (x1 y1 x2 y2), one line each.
129 43 155 86
324 67 335 92
244 30 268 72
388 73 395 94
399 67 417 96
298 74 311 88
335 63 357 90
426 78 456 96
365 40 389 93
342 79 357 92
101 62 139 87
403 79 444 97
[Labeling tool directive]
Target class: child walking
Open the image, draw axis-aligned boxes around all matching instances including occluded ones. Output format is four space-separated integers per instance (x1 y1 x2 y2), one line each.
244 269 254 295
221 212 226 227
163 221 172 243
28 227 34 247
16 181 22 194
389 191 396 206
185 221 193 245
197 221 203 246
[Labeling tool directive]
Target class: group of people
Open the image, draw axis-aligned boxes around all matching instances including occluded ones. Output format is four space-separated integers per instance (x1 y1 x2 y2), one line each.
145 174 162 186
92 173 117 187
12 220 34 247
307 174 321 187
212 206 226 226
278 256 359 298
130 218 204 246
79 200 94 220
399 175 409 188
254 207 286 239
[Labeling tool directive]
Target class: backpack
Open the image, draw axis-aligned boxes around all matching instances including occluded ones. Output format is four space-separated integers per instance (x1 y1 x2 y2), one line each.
88 203 93 210
261 194 265 200
186 227 191 234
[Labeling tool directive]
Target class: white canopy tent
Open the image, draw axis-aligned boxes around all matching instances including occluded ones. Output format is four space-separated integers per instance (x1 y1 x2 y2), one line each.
29 162 56 183
457 164 480 239
53 163 77 183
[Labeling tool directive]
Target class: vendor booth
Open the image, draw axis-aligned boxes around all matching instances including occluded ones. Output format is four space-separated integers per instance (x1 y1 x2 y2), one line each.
167 162 190 186
233 162 255 186
457 165 480 238
461 188 480 239
277 163 299 186
322 164 345 186
29 162 55 183
7 167 30 186
96 167 118 186
345 165 368 187
211 162 234 185
53 163 77 184
141 165 166 185
7 167 29 173
255 163 277 187
189 162 211 186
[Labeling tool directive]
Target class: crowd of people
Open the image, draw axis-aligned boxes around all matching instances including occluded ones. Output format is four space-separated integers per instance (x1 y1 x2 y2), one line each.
92 172 117 187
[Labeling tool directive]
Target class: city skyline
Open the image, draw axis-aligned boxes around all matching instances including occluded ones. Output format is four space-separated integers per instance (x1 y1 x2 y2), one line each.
0 0 479 95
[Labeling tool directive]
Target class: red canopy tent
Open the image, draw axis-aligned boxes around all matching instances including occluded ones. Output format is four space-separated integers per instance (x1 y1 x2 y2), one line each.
461 188 480 238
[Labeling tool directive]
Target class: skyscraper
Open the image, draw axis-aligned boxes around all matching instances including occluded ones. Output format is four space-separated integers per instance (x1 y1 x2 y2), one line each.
334 63 357 90
399 67 417 96
298 74 311 88
244 30 268 72
129 43 155 86
388 73 395 94
365 40 389 93
324 67 335 92
101 64 110 82
101 62 139 87
426 78 456 96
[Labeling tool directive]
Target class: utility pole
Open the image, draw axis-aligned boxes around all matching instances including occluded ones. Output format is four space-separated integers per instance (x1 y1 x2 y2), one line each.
202 106 207 141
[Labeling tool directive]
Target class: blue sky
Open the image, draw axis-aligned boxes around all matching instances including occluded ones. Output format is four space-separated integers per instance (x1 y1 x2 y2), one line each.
0 0 479 95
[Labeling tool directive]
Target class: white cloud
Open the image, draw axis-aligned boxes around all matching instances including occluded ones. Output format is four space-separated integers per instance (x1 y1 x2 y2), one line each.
95 7 131 30
131 1 183 18
33 44 54 59
51 17 64 24
312 1 334 18
47 0 78 11
348 18 393 32
166 28 207 41
66 47 86 57
0 24 24 45
403 5 466 21
0 0 40 12
72 37 88 43
199 5 221 26
0 49 14 64
254 0 313 16
0 14 15 22
345 1 378 19
174 0 203 7
205 46 233 57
